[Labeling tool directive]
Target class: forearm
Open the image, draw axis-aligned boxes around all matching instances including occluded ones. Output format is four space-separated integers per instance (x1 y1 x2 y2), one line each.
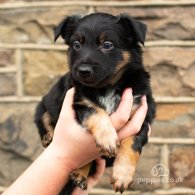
3 145 72 195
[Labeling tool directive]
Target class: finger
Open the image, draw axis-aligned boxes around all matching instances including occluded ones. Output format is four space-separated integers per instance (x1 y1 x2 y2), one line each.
71 187 88 195
87 158 106 189
90 158 106 181
118 95 148 140
85 158 106 191
59 88 75 119
110 88 133 130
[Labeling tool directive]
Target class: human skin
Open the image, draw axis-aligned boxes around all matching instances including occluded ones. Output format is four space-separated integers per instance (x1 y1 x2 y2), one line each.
3 88 148 195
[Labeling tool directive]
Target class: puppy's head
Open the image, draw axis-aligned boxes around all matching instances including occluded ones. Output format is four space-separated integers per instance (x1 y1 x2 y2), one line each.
54 13 147 87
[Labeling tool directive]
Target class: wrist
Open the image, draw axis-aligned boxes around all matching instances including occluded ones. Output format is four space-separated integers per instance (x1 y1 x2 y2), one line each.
45 143 76 173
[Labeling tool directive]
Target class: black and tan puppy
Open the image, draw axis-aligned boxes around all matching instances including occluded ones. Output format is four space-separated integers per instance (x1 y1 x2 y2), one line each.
35 13 156 194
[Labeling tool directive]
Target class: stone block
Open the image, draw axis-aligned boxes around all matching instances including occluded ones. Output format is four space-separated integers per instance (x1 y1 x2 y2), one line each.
155 188 195 195
0 103 43 186
96 7 195 41
0 49 15 67
144 47 195 69
143 47 195 97
0 73 16 96
23 50 69 96
132 144 162 190
152 103 195 139
182 64 195 89
0 149 31 187
169 146 195 188
149 64 187 97
0 7 87 43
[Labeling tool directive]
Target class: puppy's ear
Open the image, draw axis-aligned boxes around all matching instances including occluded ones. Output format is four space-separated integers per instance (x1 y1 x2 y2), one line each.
117 14 147 45
54 15 81 43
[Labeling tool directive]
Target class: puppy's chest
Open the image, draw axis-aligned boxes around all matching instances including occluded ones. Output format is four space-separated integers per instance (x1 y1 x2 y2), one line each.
97 90 141 115
97 90 121 115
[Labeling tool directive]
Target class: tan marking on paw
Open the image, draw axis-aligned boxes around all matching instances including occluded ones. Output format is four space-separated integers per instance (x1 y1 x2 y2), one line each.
42 112 54 147
70 163 92 190
83 102 120 157
86 110 120 157
42 130 54 147
42 112 54 132
111 136 140 193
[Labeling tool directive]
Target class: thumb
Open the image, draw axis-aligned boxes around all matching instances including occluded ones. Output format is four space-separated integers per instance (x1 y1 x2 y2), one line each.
59 88 75 119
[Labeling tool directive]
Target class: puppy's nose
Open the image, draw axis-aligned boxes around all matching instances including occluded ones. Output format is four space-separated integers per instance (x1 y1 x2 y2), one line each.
78 65 92 78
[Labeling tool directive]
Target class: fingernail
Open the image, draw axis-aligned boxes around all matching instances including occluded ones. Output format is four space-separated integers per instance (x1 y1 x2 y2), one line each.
142 95 146 101
125 88 132 96
122 88 132 100
128 88 132 93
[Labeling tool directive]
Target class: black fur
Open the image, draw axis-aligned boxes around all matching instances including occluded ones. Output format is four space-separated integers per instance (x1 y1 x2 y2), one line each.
35 13 156 195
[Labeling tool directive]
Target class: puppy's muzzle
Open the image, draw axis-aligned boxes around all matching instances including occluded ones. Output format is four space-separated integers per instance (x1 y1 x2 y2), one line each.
77 65 93 78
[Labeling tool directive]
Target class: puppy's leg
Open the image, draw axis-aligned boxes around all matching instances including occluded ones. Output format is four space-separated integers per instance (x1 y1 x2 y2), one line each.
84 108 120 157
111 122 149 193
42 112 54 147
70 162 92 190
75 101 120 157
111 136 139 193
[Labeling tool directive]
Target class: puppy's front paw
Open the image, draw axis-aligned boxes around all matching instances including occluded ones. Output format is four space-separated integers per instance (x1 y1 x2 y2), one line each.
70 170 88 190
83 107 120 157
94 127 120 158
111 159 135 193
110 137 140 193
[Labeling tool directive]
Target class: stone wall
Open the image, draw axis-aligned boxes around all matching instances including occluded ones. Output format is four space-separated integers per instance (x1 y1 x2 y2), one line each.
0 1 195 194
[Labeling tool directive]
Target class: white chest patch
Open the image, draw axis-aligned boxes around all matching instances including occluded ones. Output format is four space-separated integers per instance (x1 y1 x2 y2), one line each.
98 90 142 116
98 90 121 115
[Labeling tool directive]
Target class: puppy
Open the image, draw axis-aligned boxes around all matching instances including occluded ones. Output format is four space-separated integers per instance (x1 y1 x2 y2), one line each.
35 13 156 194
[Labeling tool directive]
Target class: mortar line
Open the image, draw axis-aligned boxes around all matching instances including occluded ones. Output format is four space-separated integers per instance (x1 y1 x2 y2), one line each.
1 0 195 9
0 41 195 50
149 137 195 145
160 144 170 189
0 67 16 73
0 96 195 104
16 49 23 97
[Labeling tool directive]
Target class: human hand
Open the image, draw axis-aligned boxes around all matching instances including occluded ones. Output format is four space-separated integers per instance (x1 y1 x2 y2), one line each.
110 88 148 138
48 88 148 172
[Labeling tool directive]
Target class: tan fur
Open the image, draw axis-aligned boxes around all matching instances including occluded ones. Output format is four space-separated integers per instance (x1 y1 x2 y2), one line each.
78 98 119 157
42 112 54 147
111 136 140 191
42 112 53 132
99 32 105 44
74 33 84 44
116 51 131 72
77 163 92 178
110 51 131 85
70 163 92 190
114 136 139 167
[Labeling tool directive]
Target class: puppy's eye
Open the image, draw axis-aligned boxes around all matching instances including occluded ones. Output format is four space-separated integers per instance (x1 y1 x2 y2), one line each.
73 41 81 50
103 41 114 50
